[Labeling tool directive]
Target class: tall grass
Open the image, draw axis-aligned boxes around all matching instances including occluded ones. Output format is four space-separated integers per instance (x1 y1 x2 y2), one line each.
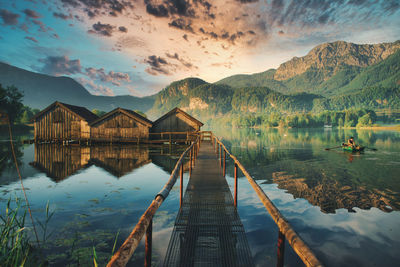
0 198 31 266
0 198 54 266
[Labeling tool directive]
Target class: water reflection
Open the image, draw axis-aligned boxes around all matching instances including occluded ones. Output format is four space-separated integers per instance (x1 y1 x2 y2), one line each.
31 144 91 181
214 127 400 214
90 145 151 178
29 144 189 181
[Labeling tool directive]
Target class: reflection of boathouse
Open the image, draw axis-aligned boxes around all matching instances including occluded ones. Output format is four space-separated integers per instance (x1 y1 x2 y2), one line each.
89 145 151 177
32 101 98 142
90 108 153 142
30 144 91 181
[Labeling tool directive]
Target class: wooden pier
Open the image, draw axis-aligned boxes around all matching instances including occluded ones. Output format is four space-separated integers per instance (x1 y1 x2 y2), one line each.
107 132 323 267
163 142 253 266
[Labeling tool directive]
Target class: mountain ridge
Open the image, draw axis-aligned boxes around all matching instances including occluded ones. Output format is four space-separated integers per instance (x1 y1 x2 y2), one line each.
0 62 155 112
1 40 399 122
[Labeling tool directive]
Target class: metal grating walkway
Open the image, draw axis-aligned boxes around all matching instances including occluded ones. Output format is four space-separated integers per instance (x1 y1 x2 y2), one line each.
163 142 254 267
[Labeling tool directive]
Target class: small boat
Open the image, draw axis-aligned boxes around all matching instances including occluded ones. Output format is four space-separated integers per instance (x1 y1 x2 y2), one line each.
342 145 365 152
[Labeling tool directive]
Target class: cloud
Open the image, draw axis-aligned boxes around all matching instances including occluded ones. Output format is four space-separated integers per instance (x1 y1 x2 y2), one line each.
32 20 48 32
89 22 115 36
85 67 131 86
165 52 196 69
168 18 194 32
53 12 72 20
145 0 195 18
0 9 20 25
23 9 41 19
145 2 169 17
76 77 115 96
144 55 171 75
118 26 127 33
25 36 38 43
88 22 128 36
61 0 133 18
39 55 82 76
236 0 259 3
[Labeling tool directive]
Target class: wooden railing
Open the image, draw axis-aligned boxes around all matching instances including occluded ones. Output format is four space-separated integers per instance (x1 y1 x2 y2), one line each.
212 134 323 267
107 135 201 267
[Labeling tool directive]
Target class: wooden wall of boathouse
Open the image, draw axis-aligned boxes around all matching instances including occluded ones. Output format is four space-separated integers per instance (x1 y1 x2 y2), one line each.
152 112 200 133
90 111 151 142
34 105 90 141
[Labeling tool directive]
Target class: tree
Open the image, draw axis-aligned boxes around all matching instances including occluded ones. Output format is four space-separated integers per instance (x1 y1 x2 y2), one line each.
0 84 24 124
92 109 107 117
357 113 374 127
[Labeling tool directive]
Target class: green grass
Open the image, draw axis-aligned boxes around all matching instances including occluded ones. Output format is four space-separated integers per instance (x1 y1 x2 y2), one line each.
0 198 31 266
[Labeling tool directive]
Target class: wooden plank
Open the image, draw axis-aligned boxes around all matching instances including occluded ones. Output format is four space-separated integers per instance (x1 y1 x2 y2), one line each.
163 142 254 266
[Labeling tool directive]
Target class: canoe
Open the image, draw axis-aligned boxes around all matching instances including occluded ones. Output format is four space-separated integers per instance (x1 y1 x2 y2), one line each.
342 146 365 152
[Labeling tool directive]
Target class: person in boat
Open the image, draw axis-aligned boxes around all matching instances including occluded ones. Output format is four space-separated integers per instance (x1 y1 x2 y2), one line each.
345 136 361 150
347 137 355 148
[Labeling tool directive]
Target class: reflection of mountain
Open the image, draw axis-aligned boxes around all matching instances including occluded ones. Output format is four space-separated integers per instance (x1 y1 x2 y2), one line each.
273 172 400 213
89 145 151 177
30 144 91 181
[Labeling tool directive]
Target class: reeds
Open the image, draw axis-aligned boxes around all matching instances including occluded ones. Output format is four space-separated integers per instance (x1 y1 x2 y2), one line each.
0 198 31 266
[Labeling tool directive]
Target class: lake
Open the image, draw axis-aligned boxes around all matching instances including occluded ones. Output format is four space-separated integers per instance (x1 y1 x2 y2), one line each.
1 127 399 266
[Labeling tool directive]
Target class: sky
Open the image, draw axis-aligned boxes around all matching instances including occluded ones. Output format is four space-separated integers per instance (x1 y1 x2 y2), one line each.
0 0 399 97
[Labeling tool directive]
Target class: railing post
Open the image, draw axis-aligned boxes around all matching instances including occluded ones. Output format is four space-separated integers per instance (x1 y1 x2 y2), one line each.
145 219 152 267
180 163 183 207
277 230 285 267
189 149 192 177
234 163 238 207
219 144 221 164
223 150 226 177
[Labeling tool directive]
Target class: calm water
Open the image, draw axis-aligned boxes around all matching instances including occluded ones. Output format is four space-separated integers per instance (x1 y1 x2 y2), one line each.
1 128 399 266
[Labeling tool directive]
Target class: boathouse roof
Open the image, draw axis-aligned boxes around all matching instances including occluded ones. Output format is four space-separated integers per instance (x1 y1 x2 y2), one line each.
32 101 99 123
153 107 204 127
90 107 153 127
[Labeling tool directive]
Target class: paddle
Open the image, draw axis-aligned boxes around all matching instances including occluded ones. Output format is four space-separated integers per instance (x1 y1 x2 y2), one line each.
325 145 342 150
365 147 377 151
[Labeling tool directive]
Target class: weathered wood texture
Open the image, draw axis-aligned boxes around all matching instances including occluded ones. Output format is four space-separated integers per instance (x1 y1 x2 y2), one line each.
34 106 90 141
90 145 151 177
91 112 150 141
152 112 199 133
163 142 254 266
31 144 90 181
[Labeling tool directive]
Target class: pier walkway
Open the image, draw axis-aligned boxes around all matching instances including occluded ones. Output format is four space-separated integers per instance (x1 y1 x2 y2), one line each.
107 132 323 267
163 142 253 266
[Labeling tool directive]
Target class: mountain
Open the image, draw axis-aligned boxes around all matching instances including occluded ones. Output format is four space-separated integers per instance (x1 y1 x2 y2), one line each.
0 62 155 112
1 40 399 124
274 40 400 80
217 40 400 96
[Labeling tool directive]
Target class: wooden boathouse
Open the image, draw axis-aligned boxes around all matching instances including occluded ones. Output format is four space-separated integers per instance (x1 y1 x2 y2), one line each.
90 108 153 143
151 108 203 141
32 101 98 142
152 108 203 133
